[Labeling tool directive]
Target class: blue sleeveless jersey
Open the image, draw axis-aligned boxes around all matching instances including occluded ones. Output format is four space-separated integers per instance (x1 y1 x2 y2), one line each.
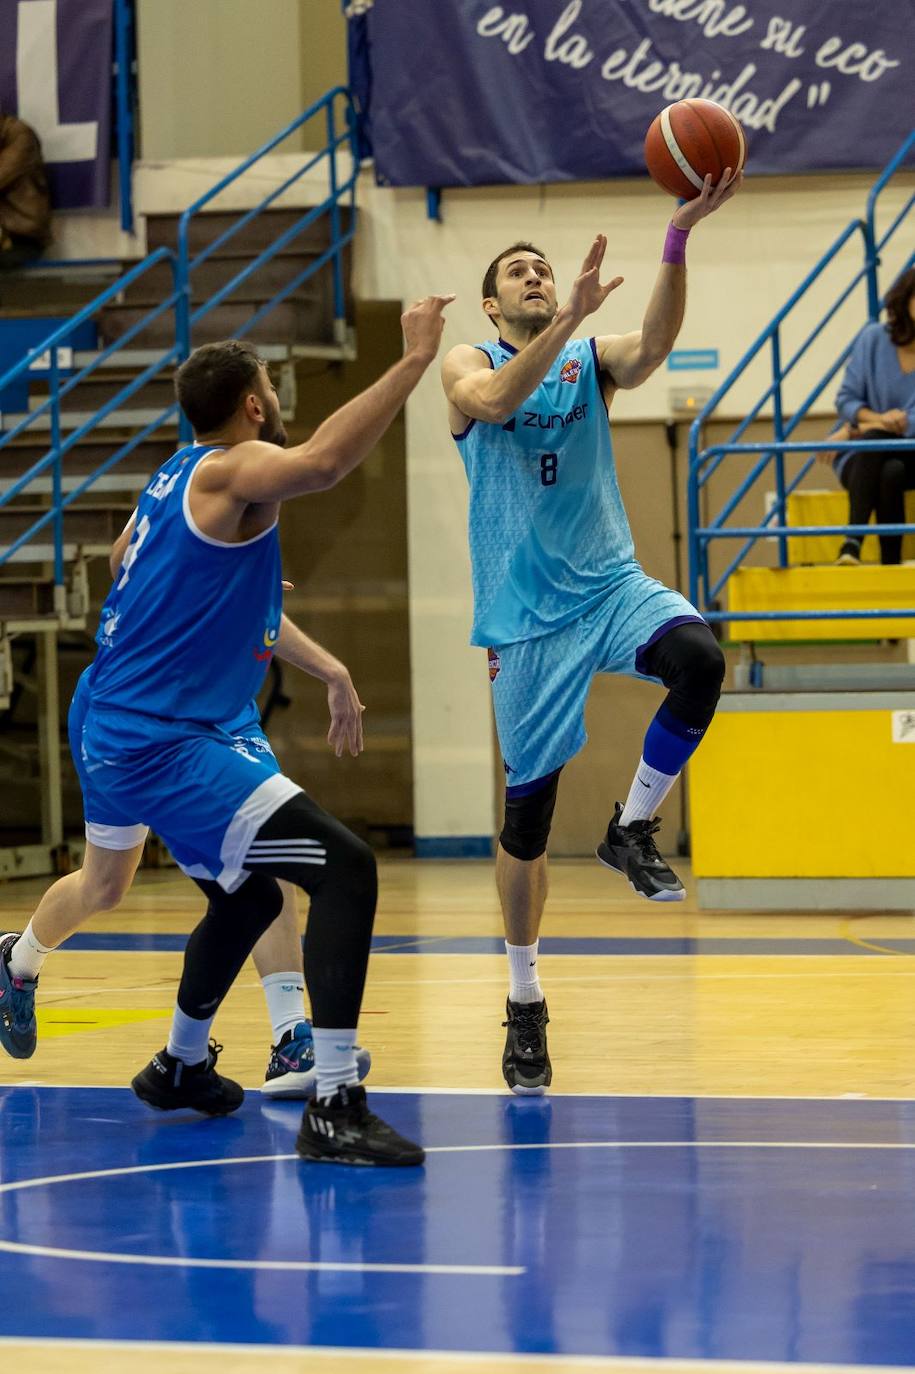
454 336 635 646
88 443 283 723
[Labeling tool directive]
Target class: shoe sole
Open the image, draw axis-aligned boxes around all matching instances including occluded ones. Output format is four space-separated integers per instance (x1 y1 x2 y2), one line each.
295 1142 425 1167
595 849 686 902
506 1080 549 1096
261 1047 372 1100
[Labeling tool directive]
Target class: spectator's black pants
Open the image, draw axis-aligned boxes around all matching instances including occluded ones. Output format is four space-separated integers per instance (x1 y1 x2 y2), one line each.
839 429 915 565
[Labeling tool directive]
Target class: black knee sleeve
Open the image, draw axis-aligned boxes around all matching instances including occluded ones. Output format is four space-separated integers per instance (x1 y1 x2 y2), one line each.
177 872 283 1019
500 770 560 862
644 622 725 730
245 793 377 1028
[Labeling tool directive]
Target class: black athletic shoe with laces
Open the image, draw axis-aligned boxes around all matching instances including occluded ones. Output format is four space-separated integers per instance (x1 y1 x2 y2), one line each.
502 997 551 1095
296 1084 425 1166
131 1040 244 1115
597 802 685 902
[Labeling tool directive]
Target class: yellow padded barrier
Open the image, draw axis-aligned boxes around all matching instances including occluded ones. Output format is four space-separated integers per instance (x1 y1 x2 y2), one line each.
727 564 915 640
690 702 915 877
786 488 915 564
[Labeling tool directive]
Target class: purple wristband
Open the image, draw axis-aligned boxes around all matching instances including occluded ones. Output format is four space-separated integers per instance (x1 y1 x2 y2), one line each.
662 222 690 265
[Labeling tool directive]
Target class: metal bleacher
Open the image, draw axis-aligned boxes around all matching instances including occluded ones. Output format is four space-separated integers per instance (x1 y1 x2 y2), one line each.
0 87 358 876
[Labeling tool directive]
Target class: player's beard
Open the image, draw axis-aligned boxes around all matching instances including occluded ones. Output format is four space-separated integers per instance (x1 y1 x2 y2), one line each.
258 396 288 448
501 297 556 335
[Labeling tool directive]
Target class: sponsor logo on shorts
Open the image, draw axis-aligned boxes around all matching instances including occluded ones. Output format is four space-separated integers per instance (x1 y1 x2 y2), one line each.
523 402 588 430
559 357 582 384
488 647 501 682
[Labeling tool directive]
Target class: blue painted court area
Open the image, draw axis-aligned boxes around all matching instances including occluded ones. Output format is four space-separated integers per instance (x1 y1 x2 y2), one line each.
60 931 915 955
1 1090 915 1363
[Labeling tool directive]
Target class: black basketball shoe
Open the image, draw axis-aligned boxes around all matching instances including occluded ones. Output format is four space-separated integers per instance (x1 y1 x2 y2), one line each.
296 1084 425 1166
131 1040 244 1115
502 997 552 1095
597 802 685 902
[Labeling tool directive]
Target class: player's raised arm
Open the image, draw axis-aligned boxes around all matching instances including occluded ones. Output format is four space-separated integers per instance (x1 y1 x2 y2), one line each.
443 236 623 426
225 295 454 505
596 170 742 390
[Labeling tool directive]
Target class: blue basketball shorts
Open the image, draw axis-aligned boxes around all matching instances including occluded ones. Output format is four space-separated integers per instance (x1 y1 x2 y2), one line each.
69 671 298 890
487 564 705 790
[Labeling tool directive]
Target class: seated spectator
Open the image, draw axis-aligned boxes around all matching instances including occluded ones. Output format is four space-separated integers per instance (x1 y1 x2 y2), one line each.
827 268 915 565
0 110 51 269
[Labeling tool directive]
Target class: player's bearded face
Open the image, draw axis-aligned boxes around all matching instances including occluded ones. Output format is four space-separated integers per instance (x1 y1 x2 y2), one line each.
497 259 557 331
257 383 288 448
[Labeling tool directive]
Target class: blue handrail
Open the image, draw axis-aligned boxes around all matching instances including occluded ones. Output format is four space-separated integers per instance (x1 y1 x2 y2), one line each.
0 87 358 593
688 128 915 629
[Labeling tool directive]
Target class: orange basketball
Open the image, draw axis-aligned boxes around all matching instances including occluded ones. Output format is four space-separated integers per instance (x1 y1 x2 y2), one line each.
644 99 747 200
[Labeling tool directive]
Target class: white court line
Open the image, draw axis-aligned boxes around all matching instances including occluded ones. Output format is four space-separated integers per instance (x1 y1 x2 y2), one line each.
0 1337 912 1374
8 1083 915 1101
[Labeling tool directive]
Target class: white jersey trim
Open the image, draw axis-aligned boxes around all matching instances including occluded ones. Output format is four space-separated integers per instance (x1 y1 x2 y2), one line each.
217 772 304 892
182 451 279 550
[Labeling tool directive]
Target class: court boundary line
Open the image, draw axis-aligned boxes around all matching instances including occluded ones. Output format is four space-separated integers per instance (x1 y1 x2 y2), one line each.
0 1336 912 1372
6 1084 915 1102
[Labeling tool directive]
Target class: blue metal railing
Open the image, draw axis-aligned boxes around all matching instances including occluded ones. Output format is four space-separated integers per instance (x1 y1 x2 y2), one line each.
0 86 358 598
688 128 915 630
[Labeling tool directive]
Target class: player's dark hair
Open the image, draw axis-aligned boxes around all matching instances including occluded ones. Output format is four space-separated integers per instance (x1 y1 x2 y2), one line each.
884 268 915 347
175 340 267 434
481 242 551 303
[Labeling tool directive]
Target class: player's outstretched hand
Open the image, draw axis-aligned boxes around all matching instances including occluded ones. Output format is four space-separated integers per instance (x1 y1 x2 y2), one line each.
327 669 365 758
402 294 456 364
673 169 743 229
565 235 624 322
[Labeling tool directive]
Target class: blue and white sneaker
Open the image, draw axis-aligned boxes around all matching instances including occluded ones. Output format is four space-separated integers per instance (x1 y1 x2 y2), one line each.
262 1021 372 1099
0 933 38 1059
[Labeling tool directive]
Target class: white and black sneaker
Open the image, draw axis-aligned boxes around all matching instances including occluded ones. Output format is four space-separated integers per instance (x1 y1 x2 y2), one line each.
296 1084 425 1167
597 802 685 902
131 1040 244 1115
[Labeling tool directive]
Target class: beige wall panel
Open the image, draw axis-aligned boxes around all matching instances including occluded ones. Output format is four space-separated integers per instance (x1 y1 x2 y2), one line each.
137 0 305 159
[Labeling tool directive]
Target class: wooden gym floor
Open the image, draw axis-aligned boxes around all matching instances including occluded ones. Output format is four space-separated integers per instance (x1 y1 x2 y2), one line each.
1 857 914 1373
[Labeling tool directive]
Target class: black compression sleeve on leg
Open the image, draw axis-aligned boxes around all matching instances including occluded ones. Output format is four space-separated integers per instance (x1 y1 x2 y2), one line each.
176 873 283 1019
643 622 725 731
244 794 377 1028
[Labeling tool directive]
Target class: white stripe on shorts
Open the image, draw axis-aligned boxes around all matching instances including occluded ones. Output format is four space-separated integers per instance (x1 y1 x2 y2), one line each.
85 821 150 851
217 774 304 893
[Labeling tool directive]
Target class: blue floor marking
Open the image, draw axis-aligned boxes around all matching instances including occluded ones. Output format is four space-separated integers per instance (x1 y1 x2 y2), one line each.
59 932 915 955
1 1088 915 1363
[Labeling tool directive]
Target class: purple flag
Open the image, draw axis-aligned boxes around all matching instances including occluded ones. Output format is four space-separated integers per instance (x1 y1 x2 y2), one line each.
0 0 113 210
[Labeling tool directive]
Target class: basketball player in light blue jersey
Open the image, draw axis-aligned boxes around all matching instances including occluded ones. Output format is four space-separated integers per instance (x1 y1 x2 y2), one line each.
442 170 741 1094
0 297 452 1165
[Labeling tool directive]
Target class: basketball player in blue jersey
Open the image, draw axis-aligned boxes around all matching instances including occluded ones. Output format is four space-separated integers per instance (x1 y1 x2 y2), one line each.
0 296 451 1165
442 171 741 1093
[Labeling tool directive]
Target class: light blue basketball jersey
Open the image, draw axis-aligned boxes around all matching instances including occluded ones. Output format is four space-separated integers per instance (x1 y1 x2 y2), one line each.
88 443 283 724
453 336 635 647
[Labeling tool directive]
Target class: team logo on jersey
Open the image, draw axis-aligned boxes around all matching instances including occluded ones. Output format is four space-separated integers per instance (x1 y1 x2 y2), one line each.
488 647 501 682
99 609 121 648
559 357 582 384
253 613 281 663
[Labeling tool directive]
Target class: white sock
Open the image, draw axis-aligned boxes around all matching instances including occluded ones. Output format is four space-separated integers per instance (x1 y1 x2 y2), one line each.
312 1026 360 1100
619 758 678 827
8 920 55 980
167 1007 215 1066
506 940 543 1005
261 970 306 1044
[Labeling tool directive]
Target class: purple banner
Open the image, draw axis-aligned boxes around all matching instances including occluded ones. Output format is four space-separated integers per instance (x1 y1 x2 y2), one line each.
352 0 913 187
0 0 114 210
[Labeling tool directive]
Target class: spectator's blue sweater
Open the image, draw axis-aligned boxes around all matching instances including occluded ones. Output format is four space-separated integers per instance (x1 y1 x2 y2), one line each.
833 322 915 476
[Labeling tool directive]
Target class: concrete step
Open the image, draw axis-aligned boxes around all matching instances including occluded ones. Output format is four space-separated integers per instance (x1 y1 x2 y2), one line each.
29 373 176 413
0 578 56 617
0 438 171 494
145 205 354 258
120 252 326 306
0 504 133 551
2 408 173 434
99 297 335 350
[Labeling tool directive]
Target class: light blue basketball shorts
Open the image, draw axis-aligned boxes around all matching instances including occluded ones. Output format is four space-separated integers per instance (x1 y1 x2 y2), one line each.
488 565 705 790
69 670 299 890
